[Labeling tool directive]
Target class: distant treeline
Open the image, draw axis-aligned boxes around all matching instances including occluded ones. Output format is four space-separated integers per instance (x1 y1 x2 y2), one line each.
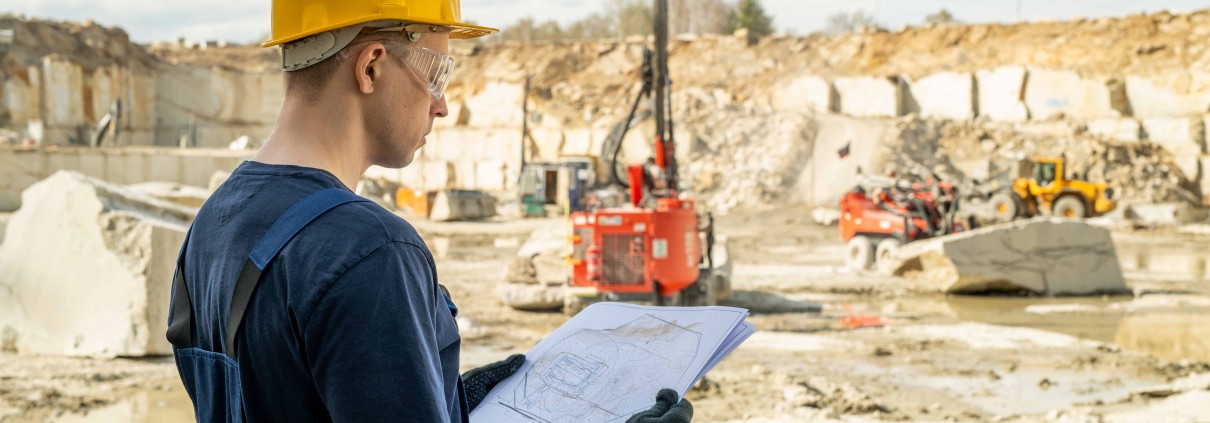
489 0 774 42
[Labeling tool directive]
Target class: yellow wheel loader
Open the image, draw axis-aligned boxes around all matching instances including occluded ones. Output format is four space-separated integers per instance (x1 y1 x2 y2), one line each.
988 157 1116 222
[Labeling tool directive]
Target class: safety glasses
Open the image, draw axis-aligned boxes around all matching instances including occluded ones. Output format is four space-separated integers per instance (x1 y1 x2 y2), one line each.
337 40 456 100
387 44 456 100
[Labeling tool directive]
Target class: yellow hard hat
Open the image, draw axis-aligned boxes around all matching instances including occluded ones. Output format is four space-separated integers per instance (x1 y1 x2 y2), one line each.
263 0 498 47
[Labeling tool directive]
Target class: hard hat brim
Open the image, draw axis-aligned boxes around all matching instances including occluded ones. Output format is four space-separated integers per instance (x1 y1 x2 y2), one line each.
263 17 498 47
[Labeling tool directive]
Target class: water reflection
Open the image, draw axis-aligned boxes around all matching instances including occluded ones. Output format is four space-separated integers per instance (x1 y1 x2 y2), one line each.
51 388 192 423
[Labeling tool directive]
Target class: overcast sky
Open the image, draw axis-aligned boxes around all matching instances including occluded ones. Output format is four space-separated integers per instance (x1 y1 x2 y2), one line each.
3 0 1207 44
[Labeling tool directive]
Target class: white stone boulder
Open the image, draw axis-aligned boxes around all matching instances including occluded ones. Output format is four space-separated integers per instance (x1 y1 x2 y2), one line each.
894 218 1128 295
909 72 975 120
0 171 193 357
1086 118 1141 142
834 76 902 118
1125 72 1210 118
501 223 569 311
1141 117 1206 177
772 75 835 113
1024 69 1124 120
428 189 497 222
976 66 1029 122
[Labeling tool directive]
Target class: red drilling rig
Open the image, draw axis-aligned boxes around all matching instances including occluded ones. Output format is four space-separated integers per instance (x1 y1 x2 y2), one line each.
564 0 729 312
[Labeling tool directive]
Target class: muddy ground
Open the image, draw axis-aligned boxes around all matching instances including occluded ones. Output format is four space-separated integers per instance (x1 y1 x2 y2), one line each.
2 207 1209 422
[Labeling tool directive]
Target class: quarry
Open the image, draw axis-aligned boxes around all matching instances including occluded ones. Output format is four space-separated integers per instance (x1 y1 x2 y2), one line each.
1 7 1210 423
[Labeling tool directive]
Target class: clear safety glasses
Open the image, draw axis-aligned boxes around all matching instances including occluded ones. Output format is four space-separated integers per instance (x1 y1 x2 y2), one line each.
337 41 455 100
388 44 456 100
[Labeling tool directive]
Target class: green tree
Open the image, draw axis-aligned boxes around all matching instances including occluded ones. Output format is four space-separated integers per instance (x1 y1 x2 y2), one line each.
730 0 774 37
925 9 958 25
825 10 884 34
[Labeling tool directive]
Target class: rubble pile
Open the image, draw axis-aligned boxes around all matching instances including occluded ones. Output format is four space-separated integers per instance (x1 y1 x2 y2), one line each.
0 171 192 357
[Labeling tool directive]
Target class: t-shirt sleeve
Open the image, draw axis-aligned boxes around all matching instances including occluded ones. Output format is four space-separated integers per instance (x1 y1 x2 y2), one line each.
301 242 450 423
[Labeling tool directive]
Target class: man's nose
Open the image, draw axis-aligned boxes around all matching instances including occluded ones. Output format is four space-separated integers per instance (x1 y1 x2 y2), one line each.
432 95 449 118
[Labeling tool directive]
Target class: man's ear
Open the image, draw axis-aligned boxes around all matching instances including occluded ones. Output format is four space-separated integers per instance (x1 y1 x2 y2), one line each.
355 43 387 95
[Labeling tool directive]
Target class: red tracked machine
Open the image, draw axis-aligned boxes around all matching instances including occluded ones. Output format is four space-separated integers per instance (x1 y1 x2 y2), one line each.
563 0 729 311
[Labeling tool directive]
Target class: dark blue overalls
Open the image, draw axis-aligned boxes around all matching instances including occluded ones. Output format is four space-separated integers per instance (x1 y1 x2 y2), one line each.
165 188 372 422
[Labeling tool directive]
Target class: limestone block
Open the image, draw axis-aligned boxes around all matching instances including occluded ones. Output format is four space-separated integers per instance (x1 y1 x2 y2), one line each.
976 67 1029 122
42 56 85 127
1201 155 1210 200
1087 118 1142 142
421 161 454 191
1024 69 1123 120
561 128 595 156
772 75 834 113
909 72 975 120
3 76 37 125
834 76 901 118
464 81 525 127
0 149 46 211
1126 72 1210 118
453 160 476 189
0 171 193 357
529 128 565 162
428 189 497 222
1127 203 1208 226
895 218 1128 295
1141 117 1206 177
475 160 508 192
78 153 106 179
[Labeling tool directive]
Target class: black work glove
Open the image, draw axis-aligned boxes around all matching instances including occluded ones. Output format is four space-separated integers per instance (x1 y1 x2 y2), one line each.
461 354 525 411
626 388 693 423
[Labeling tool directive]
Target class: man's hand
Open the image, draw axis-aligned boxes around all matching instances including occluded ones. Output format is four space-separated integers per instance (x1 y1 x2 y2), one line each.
461 354 525 411
626 389 693 423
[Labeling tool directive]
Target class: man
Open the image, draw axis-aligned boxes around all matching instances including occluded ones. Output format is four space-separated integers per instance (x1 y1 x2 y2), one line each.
167 1 694 422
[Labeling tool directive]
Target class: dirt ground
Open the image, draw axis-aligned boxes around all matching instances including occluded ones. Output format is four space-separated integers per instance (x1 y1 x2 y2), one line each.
2 207 1209 422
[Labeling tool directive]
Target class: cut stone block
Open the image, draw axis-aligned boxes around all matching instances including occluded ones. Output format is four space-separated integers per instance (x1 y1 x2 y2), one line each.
1087 118 1142 142
772 75 835 113
0 171 193 357
1024 69 1124 120
834 76 902 118
1141 117 1206 177
1126 72 1210 118
1127 203 1209 226
428 189 497 222
909 72 975 120
420 161 454 191
895 218 1128 295
475 160 508 192
977 67 1029 122
464 81 525 128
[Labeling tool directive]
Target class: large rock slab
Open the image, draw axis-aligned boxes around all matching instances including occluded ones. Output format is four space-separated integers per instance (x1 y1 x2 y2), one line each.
976 67 1029 122
428 189 497 222
1086 118 1142 142
1125 72 1210 118
909 72 975 120
895 218 1128 295
834 76 903 118
0 171 193 357
1141 117 1206 177
1024 69 1125 120
772 75 835 113
501 223 569 311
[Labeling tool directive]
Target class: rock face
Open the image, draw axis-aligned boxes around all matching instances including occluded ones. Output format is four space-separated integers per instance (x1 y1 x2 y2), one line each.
894 218 1128 295
0 171 192 357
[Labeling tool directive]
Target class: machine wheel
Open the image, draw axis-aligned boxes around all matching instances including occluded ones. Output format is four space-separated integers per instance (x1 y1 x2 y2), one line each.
874 238 902 275
1052 195 1087 219
845 236 875 271
989 192 1020 223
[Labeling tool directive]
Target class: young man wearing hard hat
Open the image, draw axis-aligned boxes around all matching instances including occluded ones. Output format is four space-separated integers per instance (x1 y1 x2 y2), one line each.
165 1 693 422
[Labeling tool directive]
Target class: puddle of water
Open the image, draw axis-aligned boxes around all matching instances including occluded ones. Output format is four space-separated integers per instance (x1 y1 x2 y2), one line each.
52 387 193 423
1116 243 1210 281
880 295 1210 364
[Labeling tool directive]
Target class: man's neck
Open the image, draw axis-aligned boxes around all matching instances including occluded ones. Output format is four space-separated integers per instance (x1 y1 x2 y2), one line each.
256 96 369 189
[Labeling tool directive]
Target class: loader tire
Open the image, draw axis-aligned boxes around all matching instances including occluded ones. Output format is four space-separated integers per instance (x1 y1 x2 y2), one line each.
875 238 902 275
1052 195 1087 219
845 236 875 271
990 192 1020 223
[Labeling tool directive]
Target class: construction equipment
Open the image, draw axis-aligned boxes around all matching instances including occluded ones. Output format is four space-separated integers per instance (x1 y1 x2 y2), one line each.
564 0 729 312
988 156 1116 222
839 172 964 274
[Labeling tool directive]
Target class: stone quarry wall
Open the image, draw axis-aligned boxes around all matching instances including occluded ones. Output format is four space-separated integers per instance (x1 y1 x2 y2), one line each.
4 11 1210 210
0 145 250 211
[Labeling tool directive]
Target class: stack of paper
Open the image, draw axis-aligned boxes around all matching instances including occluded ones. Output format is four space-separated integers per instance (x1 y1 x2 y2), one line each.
470 302 755 422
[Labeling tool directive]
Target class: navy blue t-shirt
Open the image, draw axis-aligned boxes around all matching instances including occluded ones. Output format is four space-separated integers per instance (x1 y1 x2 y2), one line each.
176 161 466 422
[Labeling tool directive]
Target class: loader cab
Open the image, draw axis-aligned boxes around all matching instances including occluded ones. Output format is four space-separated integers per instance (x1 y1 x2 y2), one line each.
1031 159 1061 188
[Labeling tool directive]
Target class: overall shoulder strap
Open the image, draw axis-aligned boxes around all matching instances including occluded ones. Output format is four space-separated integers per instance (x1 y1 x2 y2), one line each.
225 188 370 358
166 228 196 349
